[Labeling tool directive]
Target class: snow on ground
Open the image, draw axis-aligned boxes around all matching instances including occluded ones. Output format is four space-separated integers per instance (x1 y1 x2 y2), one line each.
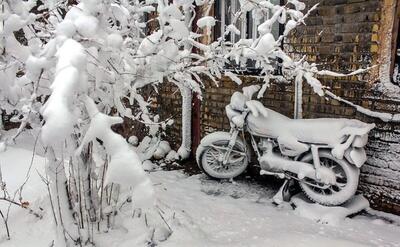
152 172 400 247
0 133 49 245
0 130 400 246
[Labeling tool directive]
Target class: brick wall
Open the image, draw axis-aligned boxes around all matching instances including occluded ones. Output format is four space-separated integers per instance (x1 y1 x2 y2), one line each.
200 77 295 137
156 83 183 149
155 0 400 215
289 0 400 214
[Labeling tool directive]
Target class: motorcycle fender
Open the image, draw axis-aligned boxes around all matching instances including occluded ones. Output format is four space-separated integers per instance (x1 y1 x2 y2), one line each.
352 133 368 148
345 147 367 168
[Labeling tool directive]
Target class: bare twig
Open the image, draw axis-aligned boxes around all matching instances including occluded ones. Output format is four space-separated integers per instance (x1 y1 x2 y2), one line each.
17 130 41 201
157 207 172 233
0 209 10 240
38 171 58 225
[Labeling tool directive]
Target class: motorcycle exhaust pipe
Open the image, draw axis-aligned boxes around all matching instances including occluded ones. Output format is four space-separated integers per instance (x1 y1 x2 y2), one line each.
259 153 337 185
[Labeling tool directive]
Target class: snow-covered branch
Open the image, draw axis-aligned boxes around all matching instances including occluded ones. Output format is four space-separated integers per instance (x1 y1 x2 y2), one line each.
325 90 400 123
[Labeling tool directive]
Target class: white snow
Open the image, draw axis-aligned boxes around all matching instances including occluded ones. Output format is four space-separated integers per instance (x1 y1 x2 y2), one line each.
325 91 400 122
288 0 306 11
0 132 400 246
196 16 216 29
177 84 192 160
142 160 158 171
229 88 374 158
128 135 139 146
107 33 124 49
56 20 76 37
284 19 297 36
153 141 172 160
239 0 262 12
246 99 375 151
138 6 156 13
138 31 163 56
74 14 99 37
226 24 241 35
78 96 154 208
246 100 269 118
168 19 189 40
0 142 6 152
3 14 29 35
1 0 400 245
165 150 179 161
224 71 242 85
255 34 276 57
0 148 46 209
41 39 85 146
292 194 370 225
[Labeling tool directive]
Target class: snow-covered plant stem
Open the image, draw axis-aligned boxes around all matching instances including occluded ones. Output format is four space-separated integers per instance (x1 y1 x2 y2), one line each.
79 96 154 208
0 209 10 240
46 147 77 247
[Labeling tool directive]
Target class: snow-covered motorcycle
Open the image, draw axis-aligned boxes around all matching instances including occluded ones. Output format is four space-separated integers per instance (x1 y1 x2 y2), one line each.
196 86 375 206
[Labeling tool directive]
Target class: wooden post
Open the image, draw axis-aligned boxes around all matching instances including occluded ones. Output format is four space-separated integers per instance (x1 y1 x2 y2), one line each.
390 0 400 76
377 0 399 83
191 94 201 156
190 1 215 157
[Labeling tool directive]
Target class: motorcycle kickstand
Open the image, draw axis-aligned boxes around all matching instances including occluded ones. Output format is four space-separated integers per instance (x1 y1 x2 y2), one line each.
272 179 299 205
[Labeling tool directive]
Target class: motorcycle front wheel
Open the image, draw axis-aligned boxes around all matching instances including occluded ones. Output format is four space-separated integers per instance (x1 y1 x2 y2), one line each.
196 132 249 179
299 150 360 206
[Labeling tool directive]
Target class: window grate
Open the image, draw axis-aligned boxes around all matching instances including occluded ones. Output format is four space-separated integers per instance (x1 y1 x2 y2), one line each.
214 0 283 73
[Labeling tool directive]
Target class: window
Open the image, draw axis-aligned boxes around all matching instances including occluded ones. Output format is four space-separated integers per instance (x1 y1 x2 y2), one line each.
214 0 283 73
214 0 281 42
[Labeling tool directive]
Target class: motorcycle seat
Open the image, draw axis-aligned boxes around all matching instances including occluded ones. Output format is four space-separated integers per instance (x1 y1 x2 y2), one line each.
227 91 374 158
247 107 374 148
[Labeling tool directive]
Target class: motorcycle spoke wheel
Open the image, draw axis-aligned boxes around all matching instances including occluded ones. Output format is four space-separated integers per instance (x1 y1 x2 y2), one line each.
299 150 360 206
200 140 248 179
303 158 347 196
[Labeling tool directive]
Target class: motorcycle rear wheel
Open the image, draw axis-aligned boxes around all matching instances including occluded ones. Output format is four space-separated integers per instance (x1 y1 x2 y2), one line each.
299 150 360 206
196 132 248 179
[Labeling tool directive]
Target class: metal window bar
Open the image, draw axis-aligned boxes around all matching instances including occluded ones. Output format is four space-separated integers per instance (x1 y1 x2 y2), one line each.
220 0 225 37
216 0 283 72
231 0 236 42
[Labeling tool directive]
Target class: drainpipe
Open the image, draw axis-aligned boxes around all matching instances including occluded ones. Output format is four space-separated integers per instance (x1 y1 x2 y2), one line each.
294 72 303 119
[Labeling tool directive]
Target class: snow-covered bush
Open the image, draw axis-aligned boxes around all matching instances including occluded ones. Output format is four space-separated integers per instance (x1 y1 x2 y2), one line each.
0 0 223 244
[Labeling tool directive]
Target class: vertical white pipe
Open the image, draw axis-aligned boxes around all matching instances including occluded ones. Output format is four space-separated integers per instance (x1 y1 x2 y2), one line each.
294 73 303 119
